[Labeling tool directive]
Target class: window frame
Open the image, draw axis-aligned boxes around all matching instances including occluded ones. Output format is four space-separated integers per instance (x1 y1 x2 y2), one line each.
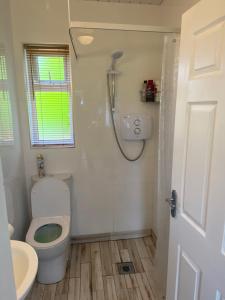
24 44 75 148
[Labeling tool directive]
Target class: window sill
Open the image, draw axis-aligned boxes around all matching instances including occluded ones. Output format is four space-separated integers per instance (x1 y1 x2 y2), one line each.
30 144 75 149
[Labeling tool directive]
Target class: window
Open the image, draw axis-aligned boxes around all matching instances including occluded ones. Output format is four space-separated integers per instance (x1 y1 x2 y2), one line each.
0 47 14 145
24 45 74 147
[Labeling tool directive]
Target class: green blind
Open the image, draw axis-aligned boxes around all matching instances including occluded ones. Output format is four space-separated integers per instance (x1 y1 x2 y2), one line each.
24 45 74 147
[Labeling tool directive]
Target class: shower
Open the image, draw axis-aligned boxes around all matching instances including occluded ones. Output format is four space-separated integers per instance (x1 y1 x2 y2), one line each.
107 51 146 161
110 50 124 72
107 51 124 111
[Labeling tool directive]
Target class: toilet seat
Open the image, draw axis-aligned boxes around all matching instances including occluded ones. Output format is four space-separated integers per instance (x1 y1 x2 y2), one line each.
26 216 70 250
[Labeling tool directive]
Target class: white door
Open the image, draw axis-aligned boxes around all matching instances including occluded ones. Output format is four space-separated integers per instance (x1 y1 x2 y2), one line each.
166 0 225 299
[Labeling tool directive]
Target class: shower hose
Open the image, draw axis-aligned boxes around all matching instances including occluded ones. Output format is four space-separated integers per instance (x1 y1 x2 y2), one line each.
107 74 146 161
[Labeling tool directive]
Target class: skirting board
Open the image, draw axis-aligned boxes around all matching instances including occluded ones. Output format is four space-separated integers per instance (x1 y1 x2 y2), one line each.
71 229 152 244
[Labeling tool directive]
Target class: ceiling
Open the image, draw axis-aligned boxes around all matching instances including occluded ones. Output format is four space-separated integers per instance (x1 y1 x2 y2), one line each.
83 0 164 5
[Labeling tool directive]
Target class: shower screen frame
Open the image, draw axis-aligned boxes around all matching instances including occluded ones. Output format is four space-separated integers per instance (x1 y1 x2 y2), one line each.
69 21 180 61
69 21 180 33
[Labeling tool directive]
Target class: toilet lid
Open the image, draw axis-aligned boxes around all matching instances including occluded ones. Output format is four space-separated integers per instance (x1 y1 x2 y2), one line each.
31 177 70 218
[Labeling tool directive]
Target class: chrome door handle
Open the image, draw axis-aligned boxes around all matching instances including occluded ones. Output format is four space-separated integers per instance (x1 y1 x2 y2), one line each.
165 190 177 218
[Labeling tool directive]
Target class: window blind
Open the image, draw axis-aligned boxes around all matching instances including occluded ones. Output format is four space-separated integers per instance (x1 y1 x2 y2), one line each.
24 45 74 147
0 47 14 145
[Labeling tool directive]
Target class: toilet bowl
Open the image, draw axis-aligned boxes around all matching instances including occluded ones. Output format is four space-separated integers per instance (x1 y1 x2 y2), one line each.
26 177 71 284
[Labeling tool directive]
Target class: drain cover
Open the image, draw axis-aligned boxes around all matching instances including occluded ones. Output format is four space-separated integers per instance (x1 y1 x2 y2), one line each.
117 262 135 274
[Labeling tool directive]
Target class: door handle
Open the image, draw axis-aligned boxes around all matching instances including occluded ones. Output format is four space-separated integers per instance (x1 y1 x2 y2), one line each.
165 190 177 218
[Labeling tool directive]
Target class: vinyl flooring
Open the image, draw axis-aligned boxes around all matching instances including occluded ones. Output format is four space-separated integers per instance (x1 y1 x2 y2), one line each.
27 237 160 300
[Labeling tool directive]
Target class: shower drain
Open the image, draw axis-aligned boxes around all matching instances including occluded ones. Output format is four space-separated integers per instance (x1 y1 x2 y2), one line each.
117 262 135 274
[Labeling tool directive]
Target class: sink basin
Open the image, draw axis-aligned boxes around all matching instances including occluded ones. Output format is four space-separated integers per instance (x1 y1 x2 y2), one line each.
11 240 38 300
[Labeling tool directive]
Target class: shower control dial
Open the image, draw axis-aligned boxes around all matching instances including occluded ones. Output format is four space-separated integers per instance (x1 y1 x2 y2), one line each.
134 127 141 135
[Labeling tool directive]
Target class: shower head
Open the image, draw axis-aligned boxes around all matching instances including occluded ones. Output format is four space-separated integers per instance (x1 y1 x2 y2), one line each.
110 50 124 71
111 50 124 61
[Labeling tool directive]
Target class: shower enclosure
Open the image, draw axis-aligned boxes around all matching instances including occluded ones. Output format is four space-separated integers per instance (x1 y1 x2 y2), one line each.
69 23 179 297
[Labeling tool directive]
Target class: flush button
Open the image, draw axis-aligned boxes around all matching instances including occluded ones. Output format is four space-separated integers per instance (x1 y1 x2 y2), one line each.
134 127 141 135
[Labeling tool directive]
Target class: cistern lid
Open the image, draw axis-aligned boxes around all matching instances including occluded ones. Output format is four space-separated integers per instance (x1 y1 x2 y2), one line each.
31 177 70 218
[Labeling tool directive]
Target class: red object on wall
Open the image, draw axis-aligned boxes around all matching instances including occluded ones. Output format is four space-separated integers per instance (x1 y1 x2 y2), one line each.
146 80 157 102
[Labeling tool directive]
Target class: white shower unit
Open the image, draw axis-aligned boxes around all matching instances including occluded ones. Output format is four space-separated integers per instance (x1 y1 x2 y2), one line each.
120 113 152 141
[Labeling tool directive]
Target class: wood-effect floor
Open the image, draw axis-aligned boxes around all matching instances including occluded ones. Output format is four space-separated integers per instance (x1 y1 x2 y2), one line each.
27 237 159 300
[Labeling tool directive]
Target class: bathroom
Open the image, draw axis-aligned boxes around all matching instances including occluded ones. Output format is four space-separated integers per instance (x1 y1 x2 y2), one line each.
1 0 225 299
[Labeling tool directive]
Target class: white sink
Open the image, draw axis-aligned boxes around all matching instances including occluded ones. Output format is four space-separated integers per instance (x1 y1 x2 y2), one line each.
11 240 38 300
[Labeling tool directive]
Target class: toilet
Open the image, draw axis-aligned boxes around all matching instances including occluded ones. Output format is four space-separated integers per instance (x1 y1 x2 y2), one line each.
26 176 71 284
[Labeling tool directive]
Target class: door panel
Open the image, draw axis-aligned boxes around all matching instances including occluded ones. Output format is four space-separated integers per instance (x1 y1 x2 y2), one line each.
175 247 200 300
191 21 225 77
167 0 225 299
182 102 216 233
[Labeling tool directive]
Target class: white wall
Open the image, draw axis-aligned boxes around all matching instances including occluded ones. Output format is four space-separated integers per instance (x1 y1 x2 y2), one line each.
0 0 28 240
10 0 163 236
72 29 163 235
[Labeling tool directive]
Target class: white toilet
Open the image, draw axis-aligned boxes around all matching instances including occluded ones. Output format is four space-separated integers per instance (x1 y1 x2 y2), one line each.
26 176 71 284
